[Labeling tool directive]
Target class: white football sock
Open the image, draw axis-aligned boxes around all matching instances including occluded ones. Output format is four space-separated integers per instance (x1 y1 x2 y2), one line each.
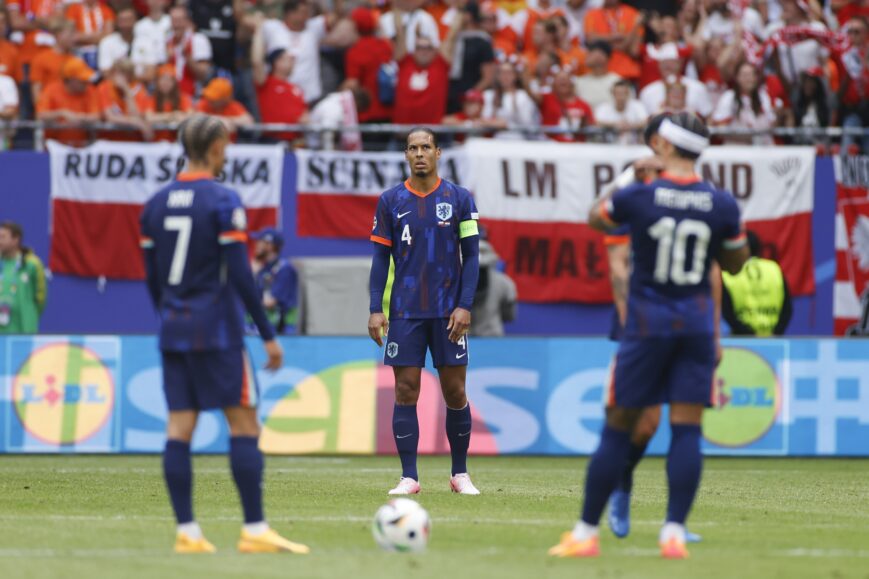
243 521 270 536
177 522 202 540
571 520 599 541
660 522 686 543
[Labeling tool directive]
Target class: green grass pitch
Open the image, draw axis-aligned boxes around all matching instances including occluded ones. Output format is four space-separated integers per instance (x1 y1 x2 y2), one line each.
1 455 867 578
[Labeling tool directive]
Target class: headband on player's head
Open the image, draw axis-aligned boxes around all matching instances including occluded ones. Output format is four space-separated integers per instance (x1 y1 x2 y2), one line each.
658 118 709 154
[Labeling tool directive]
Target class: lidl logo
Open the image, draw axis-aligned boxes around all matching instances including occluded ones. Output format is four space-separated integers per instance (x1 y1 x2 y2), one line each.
12 344 114 445
703 348 780 448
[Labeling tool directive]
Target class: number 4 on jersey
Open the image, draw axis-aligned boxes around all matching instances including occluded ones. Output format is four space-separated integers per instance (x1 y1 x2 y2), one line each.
401 224 412 245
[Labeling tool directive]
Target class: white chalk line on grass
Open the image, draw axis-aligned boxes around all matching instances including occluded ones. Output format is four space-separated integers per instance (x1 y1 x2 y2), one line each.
780 549 869 559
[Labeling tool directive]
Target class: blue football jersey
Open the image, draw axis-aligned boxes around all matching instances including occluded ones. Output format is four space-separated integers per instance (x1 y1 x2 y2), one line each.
605 174 745 336
370 178 479 319
140 173 250 351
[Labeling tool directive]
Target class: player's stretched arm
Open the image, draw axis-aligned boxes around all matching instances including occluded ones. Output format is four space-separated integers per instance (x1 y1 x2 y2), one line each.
368 242 390 347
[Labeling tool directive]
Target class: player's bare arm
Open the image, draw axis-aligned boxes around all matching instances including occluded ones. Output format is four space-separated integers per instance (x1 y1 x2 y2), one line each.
263 339 283 371
607 243 630 326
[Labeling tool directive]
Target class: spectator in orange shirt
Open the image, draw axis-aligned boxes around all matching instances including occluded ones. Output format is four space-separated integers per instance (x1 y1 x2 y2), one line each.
67 0 116 70
0 13 21 82
511 0 565 51
584 0 643 81
30 21 77 105
137 64 193 142
480 1 519 58
6 0 65 68
36 57 100 146
95 57 152 141
195 77 254 138
551 15 586 74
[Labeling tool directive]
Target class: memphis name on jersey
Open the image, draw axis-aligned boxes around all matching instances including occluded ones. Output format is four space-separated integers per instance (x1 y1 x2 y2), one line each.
140 174 250 351
371 178 479 319
603 174 745 337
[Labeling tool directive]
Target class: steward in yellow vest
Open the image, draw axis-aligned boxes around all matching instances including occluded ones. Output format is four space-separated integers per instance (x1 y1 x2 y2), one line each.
721 232 792 336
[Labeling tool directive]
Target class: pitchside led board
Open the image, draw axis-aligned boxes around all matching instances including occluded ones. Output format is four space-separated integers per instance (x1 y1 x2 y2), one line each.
1 336 867 456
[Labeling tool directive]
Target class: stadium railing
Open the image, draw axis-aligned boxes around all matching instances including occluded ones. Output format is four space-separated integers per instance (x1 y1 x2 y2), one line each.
0 120 867 150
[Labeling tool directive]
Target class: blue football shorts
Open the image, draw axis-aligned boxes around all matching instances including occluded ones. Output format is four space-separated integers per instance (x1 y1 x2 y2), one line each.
161 348 259 411
383 318 469 368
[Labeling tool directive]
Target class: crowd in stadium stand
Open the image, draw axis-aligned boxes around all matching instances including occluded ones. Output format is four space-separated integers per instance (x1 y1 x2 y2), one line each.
0 0 866 150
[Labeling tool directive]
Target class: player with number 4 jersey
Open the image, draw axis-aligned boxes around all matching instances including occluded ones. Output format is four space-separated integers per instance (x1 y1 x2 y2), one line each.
549 113 749 561
368 127 481 497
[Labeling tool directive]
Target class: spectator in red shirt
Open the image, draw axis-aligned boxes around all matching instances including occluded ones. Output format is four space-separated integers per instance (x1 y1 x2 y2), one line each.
540 68 595 142
392 8 461 126
195 77 254 138
441 88 507 143
251 14 308 145
343 7 393 124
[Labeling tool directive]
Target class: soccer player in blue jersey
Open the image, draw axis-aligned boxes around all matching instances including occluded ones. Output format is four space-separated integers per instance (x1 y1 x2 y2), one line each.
602 116 705 544
140 115 309 555
549 112 749 559
367 127 481 496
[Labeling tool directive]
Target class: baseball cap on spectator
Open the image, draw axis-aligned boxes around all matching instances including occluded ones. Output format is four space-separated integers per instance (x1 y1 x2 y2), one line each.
267 48 290 68
586 40 613 59
463 89 484 104
62 58 95 83
202 77 233 101
350 7 377 35
252 227 284 248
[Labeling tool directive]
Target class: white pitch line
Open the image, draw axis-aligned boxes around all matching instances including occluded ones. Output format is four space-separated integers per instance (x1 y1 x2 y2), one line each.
780 549 869 558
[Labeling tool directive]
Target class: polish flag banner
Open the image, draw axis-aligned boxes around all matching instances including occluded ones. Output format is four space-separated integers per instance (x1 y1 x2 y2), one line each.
464 140 816 303
834 155 869 334
294 148 468 239
48 140 284 279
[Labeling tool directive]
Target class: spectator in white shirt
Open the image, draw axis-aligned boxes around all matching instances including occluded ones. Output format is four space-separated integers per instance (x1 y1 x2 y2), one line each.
639 51 713 117
308 88 370 150
379 0 441 54
166 5 213 97
482 59 539 137
712 61 779 145
99 6 152 74
133 0 172 72
261 0 348 104
574 40 623 109
765 0 829 89
0 73 19 148
595 79 648 143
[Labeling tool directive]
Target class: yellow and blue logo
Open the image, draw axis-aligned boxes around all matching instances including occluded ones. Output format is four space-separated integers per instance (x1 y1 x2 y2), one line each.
703 348 780 448
12 343 115 445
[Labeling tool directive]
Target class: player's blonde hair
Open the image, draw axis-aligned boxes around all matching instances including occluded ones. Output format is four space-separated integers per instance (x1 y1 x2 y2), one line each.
177 114 228 164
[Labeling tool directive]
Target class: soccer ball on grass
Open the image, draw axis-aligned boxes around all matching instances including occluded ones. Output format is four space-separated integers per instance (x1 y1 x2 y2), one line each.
372 498 431 553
